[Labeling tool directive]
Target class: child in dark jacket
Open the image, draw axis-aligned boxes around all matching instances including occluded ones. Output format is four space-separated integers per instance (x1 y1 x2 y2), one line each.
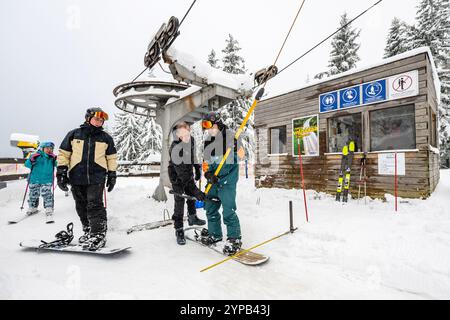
24 141 57 220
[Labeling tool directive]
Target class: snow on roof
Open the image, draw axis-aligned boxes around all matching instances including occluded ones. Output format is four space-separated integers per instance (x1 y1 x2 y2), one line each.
10 133 39 143
166 46 254 93
264 47 441 102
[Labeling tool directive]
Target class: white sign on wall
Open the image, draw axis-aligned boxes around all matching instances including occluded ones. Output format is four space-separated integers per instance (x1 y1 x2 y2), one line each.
388 70 419 100
378 153 405 176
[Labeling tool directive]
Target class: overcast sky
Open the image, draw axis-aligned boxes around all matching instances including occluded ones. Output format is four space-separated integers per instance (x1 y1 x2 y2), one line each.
0 0 418 157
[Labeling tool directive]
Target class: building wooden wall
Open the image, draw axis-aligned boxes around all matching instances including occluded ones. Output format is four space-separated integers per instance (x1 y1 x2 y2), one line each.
254 52 440 199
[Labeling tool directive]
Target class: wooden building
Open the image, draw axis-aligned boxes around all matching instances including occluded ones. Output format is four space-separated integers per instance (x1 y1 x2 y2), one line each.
254 48 441 199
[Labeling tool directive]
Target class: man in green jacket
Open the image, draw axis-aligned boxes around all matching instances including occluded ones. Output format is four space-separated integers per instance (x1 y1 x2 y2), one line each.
201 112 242 255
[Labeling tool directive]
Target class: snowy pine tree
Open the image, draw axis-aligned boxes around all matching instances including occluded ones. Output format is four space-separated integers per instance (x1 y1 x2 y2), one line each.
328 13 361 75
219 34 254 161
222 34 246 74
315 13 361 79
113 112 144 162
139 116 162 161
407 0 450 162
207 49 220 69
383 18 411 58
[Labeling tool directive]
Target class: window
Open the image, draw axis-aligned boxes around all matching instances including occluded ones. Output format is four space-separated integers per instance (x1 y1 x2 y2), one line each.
370 105 416 151
328 114 362 153
270 126 287 154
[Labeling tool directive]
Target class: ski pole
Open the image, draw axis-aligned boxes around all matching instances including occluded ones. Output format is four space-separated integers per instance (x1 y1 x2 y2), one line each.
20 166 33 210
169 190 220 203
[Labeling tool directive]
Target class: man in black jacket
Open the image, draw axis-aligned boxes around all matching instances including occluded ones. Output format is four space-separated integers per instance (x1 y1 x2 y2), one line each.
168 121 206 245
56 107 117 251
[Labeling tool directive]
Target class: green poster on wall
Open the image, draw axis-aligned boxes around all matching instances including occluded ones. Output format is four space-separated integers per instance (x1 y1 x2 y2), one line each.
292 115 319 156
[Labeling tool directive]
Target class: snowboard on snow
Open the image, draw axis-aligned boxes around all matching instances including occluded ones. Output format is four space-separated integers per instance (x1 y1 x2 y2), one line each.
20 240 131 255
184 227 269 266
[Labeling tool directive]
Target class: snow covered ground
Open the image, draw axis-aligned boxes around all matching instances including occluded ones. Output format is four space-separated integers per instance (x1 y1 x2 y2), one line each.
1 171 450 300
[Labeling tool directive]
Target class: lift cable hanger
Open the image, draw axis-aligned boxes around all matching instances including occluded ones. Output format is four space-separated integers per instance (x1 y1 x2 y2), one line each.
130 0 198 83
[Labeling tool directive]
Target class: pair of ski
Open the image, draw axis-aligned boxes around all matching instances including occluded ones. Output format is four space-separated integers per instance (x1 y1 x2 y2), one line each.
336 140 355 203
8 210 54 224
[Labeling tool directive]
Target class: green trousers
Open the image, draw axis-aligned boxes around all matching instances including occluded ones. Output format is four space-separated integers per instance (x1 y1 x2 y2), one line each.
204 183 241 240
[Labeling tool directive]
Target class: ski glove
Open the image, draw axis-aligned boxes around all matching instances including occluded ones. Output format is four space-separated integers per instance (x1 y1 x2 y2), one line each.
194 165 201 181
106 171 116 192
30 153 40 163
204 172 219 185
195 191 206 202
56 166 69 192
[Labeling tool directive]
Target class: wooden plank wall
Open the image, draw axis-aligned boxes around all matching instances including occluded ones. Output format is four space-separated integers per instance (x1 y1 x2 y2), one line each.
254 52 440 199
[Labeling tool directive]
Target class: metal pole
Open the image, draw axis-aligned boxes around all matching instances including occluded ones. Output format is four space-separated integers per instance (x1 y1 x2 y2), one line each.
20 167 33 210
289 201 294 233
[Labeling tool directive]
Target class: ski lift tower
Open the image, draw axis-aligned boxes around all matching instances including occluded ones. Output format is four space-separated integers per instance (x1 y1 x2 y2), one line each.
112 16 266 201
113 52 253 202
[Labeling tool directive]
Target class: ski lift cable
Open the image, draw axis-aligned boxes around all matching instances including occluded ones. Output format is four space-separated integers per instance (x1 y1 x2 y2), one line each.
179 0 197 27
276 0 383 77
129 0 198 83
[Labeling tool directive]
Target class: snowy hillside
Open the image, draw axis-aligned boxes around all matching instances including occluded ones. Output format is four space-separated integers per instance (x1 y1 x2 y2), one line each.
1 171 450 299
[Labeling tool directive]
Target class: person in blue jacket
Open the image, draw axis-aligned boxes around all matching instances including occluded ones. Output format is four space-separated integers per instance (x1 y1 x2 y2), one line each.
24 141 57 218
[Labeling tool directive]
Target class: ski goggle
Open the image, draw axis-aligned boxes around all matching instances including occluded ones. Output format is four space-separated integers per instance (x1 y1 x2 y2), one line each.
202 120 214 129
93 111 109 121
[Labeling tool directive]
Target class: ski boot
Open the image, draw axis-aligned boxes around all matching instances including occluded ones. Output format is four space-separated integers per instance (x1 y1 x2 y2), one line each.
45 208 54 224
78 226 90 244
175 227 186 245
82 232 106 251
26 207 38 216
223 238 242 256
188 214 206 226
196 228 222 246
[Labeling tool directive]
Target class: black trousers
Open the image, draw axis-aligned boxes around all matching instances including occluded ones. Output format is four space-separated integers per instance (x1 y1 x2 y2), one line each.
71 184 107 234
172 183 196 229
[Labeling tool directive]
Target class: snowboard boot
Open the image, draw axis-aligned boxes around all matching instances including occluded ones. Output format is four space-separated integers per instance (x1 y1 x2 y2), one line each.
26 207 38 216
175 227 186 245
188 214 206 226
223 238 242 256
82 232 106 251
78 226 90 244
196 228 222 246
45 208 54 224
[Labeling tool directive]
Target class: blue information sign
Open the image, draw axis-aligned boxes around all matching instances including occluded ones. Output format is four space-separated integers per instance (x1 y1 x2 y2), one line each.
339 86 361 109
362 80 387 104
319 92 338 113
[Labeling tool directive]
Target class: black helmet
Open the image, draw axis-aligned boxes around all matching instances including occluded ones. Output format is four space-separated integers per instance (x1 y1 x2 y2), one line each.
85 107 109 123
204 111 221 123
